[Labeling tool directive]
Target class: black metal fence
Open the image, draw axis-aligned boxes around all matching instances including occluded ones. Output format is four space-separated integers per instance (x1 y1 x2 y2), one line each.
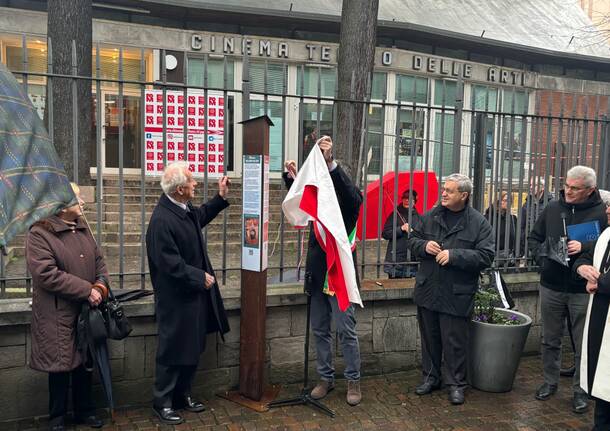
1 36 609 297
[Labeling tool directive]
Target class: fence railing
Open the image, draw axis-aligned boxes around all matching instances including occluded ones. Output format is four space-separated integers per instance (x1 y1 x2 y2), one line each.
1 36 609 297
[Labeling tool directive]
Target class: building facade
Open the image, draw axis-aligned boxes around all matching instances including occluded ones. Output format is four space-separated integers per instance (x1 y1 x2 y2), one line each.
1 1 609 186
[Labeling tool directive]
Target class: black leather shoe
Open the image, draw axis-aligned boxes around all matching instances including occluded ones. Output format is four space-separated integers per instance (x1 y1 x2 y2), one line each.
448 387 465 405
49 419 66 431
572 392 589 414
152 406 184 425
74 415 103 428
175 395 206 413
415 379 441 395
560 365 576 377
535 382 558 400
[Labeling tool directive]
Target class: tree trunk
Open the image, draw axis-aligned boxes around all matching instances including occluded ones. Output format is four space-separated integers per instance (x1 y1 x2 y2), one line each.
46 0 93 184
334 0 379 185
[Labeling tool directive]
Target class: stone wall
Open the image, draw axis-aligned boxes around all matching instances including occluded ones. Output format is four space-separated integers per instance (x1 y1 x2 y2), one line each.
0 273 543 423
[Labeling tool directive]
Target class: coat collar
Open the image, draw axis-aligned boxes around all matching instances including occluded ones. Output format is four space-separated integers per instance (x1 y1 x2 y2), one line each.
159 193 189 219
431 205 470 235
46 215 88 232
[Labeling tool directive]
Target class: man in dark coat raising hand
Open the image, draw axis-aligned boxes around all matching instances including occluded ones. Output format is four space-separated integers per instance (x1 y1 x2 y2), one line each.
146 161 230 425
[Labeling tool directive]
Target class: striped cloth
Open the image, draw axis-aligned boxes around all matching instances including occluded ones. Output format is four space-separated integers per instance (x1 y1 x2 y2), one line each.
0 62 74 252
282 146 363 311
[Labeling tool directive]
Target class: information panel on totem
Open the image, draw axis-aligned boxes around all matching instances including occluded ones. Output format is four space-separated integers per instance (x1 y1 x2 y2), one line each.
143 89 225 178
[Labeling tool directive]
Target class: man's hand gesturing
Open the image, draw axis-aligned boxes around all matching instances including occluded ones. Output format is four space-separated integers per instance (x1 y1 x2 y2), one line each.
218 176 230 199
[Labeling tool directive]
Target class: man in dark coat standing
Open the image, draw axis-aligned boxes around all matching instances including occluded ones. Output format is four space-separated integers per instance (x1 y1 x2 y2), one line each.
283 136 364 406
528 165 607 414
407 173 495 405
146 161 230 425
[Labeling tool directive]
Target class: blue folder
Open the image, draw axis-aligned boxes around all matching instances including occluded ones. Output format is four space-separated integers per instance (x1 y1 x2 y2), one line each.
567 220 601 242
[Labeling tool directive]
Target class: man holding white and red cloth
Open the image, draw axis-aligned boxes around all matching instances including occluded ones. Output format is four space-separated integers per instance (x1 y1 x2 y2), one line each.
282 136 364 406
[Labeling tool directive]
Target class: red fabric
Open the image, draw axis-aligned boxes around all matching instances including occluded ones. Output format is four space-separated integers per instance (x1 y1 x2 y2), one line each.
299 185 318 217
356 171 439 240
321 225 350 311
299 184 351 311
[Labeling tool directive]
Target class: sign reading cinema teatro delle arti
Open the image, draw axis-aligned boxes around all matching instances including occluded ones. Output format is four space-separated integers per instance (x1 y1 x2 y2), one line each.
191 33 534 87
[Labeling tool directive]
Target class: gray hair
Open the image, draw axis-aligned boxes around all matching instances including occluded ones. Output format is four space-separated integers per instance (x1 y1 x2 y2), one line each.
599 189 610 206
160 161 189 195
445 173 473 195
567 165 596 188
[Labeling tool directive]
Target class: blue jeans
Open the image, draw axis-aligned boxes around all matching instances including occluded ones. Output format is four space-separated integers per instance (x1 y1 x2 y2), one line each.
310 287 361 382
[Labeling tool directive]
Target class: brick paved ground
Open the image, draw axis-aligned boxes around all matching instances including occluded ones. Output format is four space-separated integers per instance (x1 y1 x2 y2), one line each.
6 355 594 431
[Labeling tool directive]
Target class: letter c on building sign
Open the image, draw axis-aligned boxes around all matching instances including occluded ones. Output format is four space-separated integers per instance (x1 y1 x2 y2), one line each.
191 34 202 50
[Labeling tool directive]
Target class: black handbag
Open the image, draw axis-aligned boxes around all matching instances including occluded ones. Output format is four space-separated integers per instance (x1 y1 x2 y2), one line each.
101 286 133 340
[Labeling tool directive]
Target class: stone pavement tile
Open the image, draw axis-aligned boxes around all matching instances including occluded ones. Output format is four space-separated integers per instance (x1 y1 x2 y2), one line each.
4 356 596 431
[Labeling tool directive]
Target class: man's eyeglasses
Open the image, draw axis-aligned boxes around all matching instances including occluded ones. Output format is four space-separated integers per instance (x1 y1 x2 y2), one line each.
564 184 590 192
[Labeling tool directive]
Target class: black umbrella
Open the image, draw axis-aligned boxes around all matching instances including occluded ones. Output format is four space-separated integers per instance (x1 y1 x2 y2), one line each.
93 338 114 418
77 305 115 419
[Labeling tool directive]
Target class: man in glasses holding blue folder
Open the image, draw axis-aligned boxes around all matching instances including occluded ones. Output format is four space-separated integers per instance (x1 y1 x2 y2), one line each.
528 166 608 414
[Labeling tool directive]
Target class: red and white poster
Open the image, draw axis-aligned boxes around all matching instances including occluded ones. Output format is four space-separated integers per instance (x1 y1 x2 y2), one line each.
144 89 225 177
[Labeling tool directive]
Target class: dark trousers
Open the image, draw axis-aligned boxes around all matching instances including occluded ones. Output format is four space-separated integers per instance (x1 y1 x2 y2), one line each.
48 365 95 423
594 399 610 431
153 363 197 408
417 306 469 388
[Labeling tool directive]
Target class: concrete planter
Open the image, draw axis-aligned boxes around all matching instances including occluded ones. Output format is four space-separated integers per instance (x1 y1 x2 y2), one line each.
468 308 532 392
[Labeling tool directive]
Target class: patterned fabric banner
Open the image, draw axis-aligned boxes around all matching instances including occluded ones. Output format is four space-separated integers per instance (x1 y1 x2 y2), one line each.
0 62 75 252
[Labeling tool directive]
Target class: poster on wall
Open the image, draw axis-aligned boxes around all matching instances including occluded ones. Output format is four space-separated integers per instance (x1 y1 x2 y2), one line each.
242 155 263 271
261 155 269 271
143 89 225 177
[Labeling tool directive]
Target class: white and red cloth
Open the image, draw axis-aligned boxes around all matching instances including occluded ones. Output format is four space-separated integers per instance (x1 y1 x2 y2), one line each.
282 147 363 311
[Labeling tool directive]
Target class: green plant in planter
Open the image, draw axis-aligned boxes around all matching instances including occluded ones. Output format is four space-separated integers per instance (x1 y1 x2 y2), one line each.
472 288 521 325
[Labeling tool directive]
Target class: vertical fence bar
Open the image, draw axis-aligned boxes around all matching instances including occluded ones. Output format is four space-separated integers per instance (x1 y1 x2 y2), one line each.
221 56 229 285
95 45 103 247
591 96 601 170
279 63 287 282
161 50 167 169
452 77 464 173
71 40 79 184
375 77 387 278
139 48 147 289
118 48 125 289
21 35 32 293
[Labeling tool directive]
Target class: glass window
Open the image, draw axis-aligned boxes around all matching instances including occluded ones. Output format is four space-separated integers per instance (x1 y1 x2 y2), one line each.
297 66 336 98
371 72 387 100
249 62 286 95
433 113 455 174
188 57 234 90
434 80 457 107
396 75 428 104
397 109 425 170
250 100 283 172
5 44 47 74
92 46 149 89
502 90 527 114
473 85 498 111
103 94 142 169
301 104 333 160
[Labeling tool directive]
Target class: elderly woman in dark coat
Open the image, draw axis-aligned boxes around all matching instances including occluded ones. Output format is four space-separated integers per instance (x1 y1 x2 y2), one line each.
26 183 108 431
